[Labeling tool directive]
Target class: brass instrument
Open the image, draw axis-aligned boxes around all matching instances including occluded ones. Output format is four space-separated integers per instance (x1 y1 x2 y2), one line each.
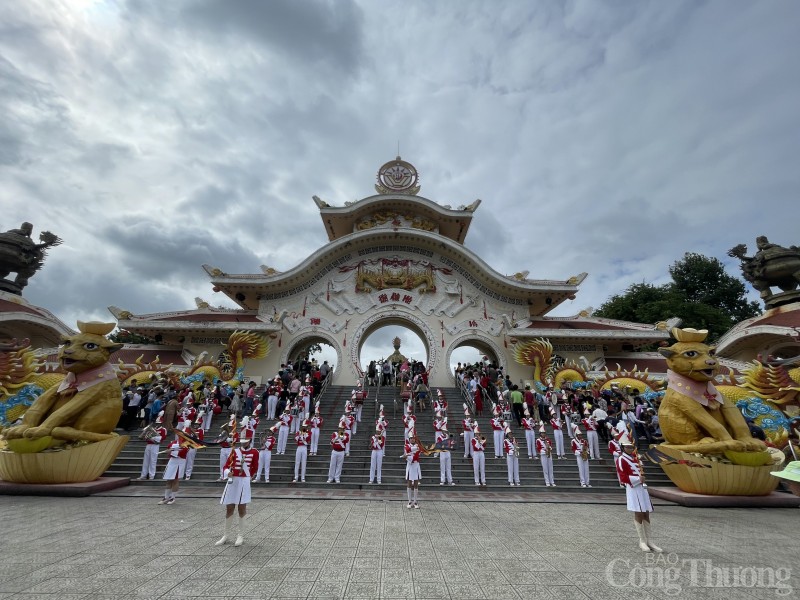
138 423 159 441
580 440 590 461
545 441 552 459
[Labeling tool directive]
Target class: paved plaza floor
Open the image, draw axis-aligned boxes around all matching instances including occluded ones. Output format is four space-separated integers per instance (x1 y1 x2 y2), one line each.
0 493 796 600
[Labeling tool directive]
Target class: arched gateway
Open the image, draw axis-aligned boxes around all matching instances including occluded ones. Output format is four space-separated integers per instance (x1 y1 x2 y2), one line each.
112 158 671 386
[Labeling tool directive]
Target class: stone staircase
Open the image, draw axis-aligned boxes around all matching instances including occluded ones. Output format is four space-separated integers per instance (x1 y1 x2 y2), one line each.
106 383 673 492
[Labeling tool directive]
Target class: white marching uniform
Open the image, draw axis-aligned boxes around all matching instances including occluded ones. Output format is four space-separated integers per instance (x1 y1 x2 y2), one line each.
462 419 474 458
277 413 292 454
522 418 537 458
491 418 504 457
163 442 187 480
310 416 323 454
369 434 385 483
572 438 590 486
551 419 565 457
536 437 555 486
471 436 486 485
294 431 310 481
140 426 165 479
220 447 258 505
616 453 654 512
405 446 422 482
503 438 520 485
253 436 274 482
436 431 453 484
327 432 348 483
582 418 600 459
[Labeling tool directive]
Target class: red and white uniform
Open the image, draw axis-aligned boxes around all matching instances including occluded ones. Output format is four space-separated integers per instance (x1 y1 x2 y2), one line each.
615 452 654 512
581 418 600 459
471 436 486 485
163 441 189 481
503 437 520 485
294 430 310 481
369 434 385 483
550 418 565 457
310 415 323 454
221 447 259 505
433 418 447 433
277 412 292 454
253 435 275 482
266 383 282 419
536 436 555 486
522 417 537 457
403 414 417 441
218 429 234 479
436 430 454 485
404 440 422 481
491 417 505 457
241 419 258 444
184 426 204 478
339 414 355 455
571 437 590 486
327 431 349 483
140 425 166 479
462 418 474 458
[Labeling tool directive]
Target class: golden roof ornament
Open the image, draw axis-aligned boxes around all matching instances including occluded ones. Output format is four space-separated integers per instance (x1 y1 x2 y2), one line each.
375 156 421 195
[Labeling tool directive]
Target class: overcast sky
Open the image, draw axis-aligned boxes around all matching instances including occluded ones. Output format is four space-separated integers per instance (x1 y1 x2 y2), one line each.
3 0 799 369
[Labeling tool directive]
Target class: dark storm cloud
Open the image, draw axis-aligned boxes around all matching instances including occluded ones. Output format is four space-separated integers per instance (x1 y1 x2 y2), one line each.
100 219 263 279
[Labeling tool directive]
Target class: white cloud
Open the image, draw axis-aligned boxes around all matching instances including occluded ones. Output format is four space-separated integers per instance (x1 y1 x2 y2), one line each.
1 0 797 340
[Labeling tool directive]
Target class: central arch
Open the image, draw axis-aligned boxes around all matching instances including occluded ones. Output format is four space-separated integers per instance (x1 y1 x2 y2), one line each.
350 309 437 380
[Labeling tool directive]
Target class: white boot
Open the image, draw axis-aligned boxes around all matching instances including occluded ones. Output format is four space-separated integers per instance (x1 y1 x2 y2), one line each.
634 521 650 552
644 521 662 552
215 516 232 546
234 516 244 546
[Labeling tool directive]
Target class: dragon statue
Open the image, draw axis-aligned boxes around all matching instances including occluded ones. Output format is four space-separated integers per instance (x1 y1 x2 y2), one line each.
178 330 270 390
512 338 664 398
715 357 800 447
0 339 65 426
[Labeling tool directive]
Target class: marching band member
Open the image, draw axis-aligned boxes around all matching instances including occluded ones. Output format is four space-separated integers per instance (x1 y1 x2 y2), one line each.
436 422 455 486
293 424 310 483
201 396 214 431
353 381 365 423
490 405 505 458
310 402 323 455
252 400 263 418
217 415 235 481
216 435 259 547
277 404 292 454
136 412 167 480
403 404 417 441
300 378 313 420
536 426 556 487
267 376 281 420
252 426 276 483
462 404 474 459
289 398 301 434
503 427 521 486
240 415 257 447
369 427 385 484
184 418 204 480
471 423 487 486
403 429 422 508
159 422 189 505
339 408 355 456
550 413 566 459
375 405 388 448
564 406 576 440
581 415 600 459
435 388 448 412
608 426 624 486
326 425 349 484
433 411 447 435
521 408 538 459
616 433 662 552
571 424 591 487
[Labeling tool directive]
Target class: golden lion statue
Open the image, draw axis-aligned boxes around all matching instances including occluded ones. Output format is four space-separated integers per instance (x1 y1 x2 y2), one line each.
3 321 123 448
658 327 765 454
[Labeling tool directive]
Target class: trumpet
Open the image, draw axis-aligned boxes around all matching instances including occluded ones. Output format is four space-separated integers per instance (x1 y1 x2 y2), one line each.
580 443 590 461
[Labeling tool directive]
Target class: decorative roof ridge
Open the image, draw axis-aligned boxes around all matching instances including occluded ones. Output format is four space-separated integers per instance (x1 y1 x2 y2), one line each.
314 193 481 214
531 314 665 331
204 231 582 291
109 305 259 321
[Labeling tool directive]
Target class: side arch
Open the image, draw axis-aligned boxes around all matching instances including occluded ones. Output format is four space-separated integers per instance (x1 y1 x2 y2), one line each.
280 330 344 380
445 334 507 383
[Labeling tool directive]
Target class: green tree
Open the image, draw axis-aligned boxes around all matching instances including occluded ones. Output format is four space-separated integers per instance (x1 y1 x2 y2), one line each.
108 329 157 344
594 253 761 341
